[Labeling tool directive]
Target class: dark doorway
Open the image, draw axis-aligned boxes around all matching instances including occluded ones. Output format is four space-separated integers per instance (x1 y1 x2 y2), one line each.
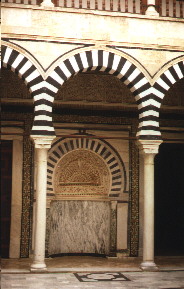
155 143 184 256
1 140 13 258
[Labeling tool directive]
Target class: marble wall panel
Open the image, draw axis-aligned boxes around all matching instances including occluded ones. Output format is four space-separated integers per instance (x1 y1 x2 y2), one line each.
48 200 110 256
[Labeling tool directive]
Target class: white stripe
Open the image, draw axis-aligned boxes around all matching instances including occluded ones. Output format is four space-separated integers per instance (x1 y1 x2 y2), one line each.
127 68 140 82
91 50 99 69
164 70 176 84
34 93 54 103
3 47 13 65
139 110 159 118
138 99 160 109
19 60 32 76
139 120 159 127
108 54 121 74
173 63 183 79
34 104 52 112
156 78 170 91
45 81 58 93
34 115 52 121
25 70 40 83
31 126 55 131
131 77 148 91
137 130 161 136
69 56 80 73
80 52 89 71
59 62 71 78
31 81 45 92
151 87 165 99
134 87 152 101
11 54 24 71
102 51 110 71
119 60 131 76
50 71 64 85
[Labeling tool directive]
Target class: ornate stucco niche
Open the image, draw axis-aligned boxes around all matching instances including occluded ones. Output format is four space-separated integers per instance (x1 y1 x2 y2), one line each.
46 136 127 205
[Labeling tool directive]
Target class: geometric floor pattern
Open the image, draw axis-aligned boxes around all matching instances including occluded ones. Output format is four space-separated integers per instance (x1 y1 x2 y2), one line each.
1 271 184 289
74 272 130 282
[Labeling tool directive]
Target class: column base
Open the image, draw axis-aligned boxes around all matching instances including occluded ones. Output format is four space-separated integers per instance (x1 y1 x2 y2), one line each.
140 261 159 271
145 6 159 17
30 262 47 272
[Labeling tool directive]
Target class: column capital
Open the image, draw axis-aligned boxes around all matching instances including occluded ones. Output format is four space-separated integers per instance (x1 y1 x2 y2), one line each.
31 136 56 149
145 0 159 17
137 139 163 155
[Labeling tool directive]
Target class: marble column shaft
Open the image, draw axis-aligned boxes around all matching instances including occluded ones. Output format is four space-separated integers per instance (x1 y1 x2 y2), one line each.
31 147 48 270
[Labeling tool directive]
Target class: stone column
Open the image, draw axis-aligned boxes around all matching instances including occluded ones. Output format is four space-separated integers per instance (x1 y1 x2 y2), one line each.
138 140 162 271
146 0 159 16
30 137 54 271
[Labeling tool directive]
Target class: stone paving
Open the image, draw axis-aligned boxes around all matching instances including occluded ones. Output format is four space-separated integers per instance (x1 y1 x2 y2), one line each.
1 271 184 289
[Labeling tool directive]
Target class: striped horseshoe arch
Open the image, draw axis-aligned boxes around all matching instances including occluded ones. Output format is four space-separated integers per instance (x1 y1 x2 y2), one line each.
47 136 126 198
46 49 157 139
1 45 55 136
146 60 184 140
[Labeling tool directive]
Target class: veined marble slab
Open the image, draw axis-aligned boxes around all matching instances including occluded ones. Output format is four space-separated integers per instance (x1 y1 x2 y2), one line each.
48 200 110 255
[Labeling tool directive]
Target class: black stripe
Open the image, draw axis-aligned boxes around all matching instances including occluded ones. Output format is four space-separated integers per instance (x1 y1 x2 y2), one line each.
55 66 68 81
112 182 121 186
1 45 6 62
154 82 167 94
138 105 160 114
64 142 69 152
34 110 52 117
98 50 103 67
49 156 57 163
100 147 107 156
132 82 151 97
22 65 36 80
14 57 28 72
138 135 162 140
33 120 53 127
123 64 136 80
112 175 121 181
31 130 55 136
31 88 45 97
109 193 119 196
47 175 52 179
81 138 84 148
47 76 61 89
75 54 84 71
139 115 159 122
104 52 114 73
104 151 111 159
28 76 43 88
70 140 74 150
168 66 180 81
64 59 75 75
107 157 115 164
90 140 95 150
95 143 101 153
58 145 65 155
86 139 89 148
111 188 121 191
178 61 184 76
34 99 53 107
113 57 127 76
47 181 52 185
160 74 173 88
137 126 160 131
7 50 19 66
127 73 145 89
136 93 161 106
47 169 53 174
110 163 118 170
48 162 54 168
111 169 121 175
76 139 79 148
53 151 60 159
86 51 93 68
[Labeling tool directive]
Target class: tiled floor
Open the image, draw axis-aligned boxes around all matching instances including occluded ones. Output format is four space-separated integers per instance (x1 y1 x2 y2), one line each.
1 256 184 289
1 271 184 289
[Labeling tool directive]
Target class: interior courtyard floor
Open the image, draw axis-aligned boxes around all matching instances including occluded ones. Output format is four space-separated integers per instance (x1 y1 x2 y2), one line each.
1 256 184 289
